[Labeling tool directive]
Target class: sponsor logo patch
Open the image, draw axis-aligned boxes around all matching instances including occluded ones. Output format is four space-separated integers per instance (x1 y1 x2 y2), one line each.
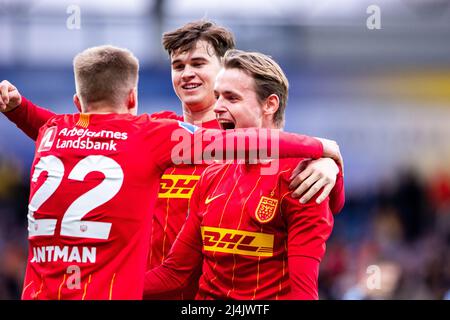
204 193 225 205
158 174 200 199
201 226 274 257
38 127 57 152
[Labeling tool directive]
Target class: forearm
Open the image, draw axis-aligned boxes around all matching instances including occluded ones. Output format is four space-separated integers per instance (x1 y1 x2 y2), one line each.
3 97 55 141
288 255 320 300
157 121 323 171
143 265 188 298
143 239 202 298
329 165 345 214
220 129 323 160
181 128 323 164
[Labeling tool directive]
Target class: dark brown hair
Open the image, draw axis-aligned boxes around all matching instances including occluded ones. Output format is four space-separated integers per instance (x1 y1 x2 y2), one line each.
162 20 235 58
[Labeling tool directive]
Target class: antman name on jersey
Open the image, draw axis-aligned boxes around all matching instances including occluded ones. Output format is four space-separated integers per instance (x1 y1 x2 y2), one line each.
30 245 96 263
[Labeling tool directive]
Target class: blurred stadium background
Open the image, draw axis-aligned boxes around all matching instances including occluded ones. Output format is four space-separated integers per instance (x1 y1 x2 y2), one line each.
0 0 449 299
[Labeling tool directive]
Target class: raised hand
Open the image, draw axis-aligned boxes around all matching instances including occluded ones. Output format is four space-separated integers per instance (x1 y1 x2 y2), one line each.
0 80 22 112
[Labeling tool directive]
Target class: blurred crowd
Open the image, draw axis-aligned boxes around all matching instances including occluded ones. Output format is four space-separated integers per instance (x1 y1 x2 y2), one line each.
319 169 450 300
0 155 449 300
0 156 29 299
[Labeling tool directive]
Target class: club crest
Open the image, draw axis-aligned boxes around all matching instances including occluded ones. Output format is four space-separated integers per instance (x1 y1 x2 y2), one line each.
255 196 278 223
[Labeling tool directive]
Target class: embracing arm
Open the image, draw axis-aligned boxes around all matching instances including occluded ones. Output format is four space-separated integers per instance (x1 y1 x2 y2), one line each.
151 120 348 170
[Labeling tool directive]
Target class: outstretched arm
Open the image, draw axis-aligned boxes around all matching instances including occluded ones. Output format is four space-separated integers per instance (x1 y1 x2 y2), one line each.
0 80 56 141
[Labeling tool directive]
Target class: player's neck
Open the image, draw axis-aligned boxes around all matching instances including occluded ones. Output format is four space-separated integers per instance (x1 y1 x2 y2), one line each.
182 104 216 124
262 117 280 130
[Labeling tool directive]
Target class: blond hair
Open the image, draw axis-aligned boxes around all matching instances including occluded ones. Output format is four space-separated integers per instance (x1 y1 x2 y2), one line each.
73 45 139 106
222 49 289 128
162 20 235 58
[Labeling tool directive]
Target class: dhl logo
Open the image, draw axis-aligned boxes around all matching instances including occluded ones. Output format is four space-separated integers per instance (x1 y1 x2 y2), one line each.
158 174 200 199
201 226 274 257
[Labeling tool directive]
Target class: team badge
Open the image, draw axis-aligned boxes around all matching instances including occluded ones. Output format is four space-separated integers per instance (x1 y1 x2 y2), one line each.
255 196 278 223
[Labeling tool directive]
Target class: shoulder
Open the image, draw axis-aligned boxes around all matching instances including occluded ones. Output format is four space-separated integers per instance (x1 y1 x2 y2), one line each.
201 161 233 179
193 162 234 198
126 114 175 130
279 158 306 168
277 158 306 180
149 110 183 121
277 158 332 208
43 113 76 127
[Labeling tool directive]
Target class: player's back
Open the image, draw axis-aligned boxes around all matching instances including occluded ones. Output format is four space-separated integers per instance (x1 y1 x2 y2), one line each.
23 112 164 300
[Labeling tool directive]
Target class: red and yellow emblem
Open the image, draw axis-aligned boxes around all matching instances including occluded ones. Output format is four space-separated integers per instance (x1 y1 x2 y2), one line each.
255 196 278 223
76 113 90 128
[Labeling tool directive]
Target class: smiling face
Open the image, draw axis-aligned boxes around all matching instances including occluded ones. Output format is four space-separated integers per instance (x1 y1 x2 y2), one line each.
171 40 222 113
213 68 264 130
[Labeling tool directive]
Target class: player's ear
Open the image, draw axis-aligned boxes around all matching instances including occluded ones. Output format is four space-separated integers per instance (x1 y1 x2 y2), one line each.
263 94 280 117
127 87 138 111
73 94 82 113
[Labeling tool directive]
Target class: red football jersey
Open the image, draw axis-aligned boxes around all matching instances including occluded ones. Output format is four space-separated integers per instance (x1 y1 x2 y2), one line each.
144 159 334 299
147 119 219 300
24 113 209 299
